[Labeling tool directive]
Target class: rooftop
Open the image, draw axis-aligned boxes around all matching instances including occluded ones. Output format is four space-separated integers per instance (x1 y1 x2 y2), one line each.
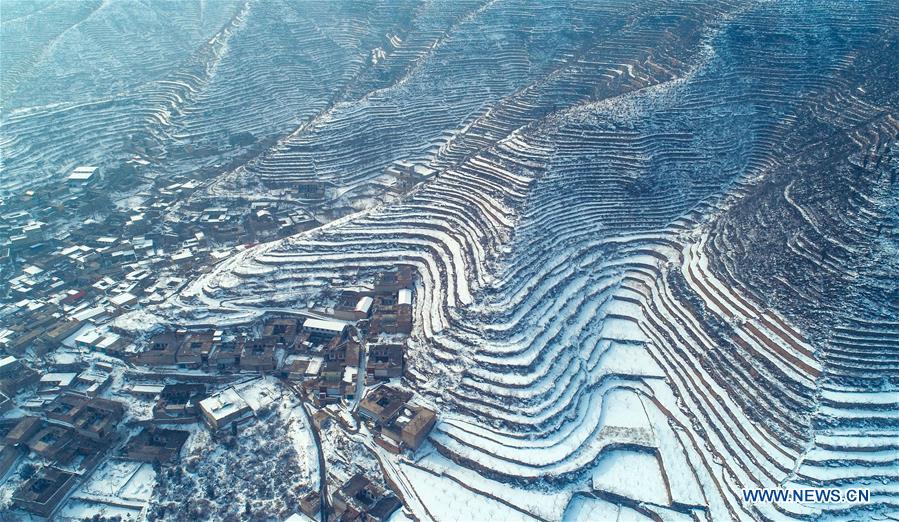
198 388 249 421
303 318 347 332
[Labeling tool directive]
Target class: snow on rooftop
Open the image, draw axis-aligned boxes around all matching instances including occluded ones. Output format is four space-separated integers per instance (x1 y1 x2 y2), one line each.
96 334 121 349
355 295 373 314
306 358 323 375
40 372 78 387
171 249 193 261
23 265 43 276
303 318 347 332
199 388 249 421
75 330 104 345
109 292 138 306
71 305 107 322
67 166 98 181
342 366 357 384
130 384 164 394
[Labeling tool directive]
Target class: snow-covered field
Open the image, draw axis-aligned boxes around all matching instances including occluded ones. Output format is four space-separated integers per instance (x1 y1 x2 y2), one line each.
4 0 897 520
147 2 898 518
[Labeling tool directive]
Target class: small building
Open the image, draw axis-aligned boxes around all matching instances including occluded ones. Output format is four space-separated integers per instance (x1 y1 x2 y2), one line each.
368 294 413 338
0 391 12 414
0 361 39 396
355 296 374 317
134 331 179 366
125 384 164 399
312 409 332 431
373 267 413 294
177 332 217 368
285 359 310 380
12 467 78 517
333 292 373 321
44 394 124 441
0 355 22 377
122 427 190 465
294 181 325 199
209 343 241 370
109 292 138 310
398 289 412 306
302 318 348 343
4 416 42 446
39 372 79 393
0 444 21 479
381 405 437 451
262 318 302 348
331 473 401 522
239 338 276 373
73 371 112 397
26 425 75 460
366 344 404 380
154 383 205 422
66 166 99 186
358 386 413 425
198 388 251 430
298 490 321 519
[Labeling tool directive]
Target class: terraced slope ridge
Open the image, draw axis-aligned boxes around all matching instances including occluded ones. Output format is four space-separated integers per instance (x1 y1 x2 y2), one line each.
5 0 897 521
166 2 899 520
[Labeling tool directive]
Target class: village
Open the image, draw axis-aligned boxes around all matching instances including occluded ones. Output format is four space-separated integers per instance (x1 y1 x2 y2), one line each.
0 163 437 521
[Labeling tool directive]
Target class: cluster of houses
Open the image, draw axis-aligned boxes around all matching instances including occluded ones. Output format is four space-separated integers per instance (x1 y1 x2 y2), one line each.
331 473 403 522
359 386 437 453
0 345 200 517
0 156 437 520
1 393 125 516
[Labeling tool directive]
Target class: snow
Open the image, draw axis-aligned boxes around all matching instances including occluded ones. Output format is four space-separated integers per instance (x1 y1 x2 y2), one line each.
67 166 98 182
564 495 628 522
598 387 653 432
40 372 78 387
413 452 571 521
71 304 107 322
234 376 280 412
69 458 157 520
120 464 156 501
199 387 249 421
398 462 541 522
109 292 138 306
129 384 164 395
284 513 316 522
355 295 373 314
598 316 646 342
57 500 143 521
80 460 144 497
591 449 670 506
302 317 348 332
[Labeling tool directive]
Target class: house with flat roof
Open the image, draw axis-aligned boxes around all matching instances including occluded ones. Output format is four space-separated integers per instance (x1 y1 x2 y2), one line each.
66 166 99 185
198 388 251 430
302 317 348 343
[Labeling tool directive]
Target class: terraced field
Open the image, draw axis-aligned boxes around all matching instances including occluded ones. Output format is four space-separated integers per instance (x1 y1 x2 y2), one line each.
5 0 897 520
